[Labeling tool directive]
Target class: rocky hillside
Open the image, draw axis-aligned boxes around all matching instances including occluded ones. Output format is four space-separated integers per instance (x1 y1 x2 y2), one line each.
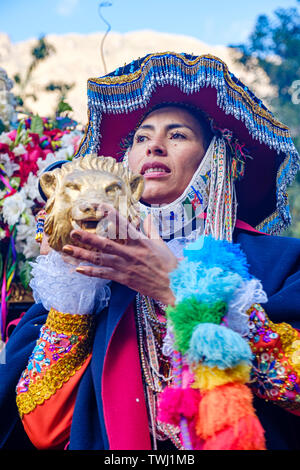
0 30 273 124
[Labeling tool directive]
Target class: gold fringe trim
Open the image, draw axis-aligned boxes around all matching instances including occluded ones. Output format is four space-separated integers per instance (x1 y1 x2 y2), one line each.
248 305 300 375
87 52 289 132
45 308 94 336
17 311 95 418
268 319 300 376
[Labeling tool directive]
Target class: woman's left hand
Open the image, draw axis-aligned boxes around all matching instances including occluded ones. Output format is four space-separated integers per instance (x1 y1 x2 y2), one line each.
62 207 178 306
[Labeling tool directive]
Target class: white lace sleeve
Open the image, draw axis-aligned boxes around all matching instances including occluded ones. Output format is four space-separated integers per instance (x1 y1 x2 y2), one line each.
29 250 111 315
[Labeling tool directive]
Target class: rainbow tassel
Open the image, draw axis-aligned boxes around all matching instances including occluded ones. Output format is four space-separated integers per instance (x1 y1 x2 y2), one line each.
196 383 257 439
203 414 266 450
159 235 266 450
158 387 200 427
193 362 251 390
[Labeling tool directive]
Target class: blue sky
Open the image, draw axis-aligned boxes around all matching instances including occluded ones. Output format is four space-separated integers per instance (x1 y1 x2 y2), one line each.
0 0 299 46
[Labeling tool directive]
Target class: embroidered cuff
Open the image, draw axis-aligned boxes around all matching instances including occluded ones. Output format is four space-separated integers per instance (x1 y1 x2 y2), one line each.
16 308 95 418
247 303 300 412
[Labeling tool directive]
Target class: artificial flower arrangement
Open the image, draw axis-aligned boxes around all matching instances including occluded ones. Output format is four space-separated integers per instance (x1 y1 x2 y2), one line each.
0 71 84 341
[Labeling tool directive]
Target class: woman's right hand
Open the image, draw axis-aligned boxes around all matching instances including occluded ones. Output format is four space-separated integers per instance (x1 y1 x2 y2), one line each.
40 233 51 255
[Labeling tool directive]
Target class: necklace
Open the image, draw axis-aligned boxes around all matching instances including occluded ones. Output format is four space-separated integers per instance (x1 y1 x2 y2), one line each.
135 293 183 450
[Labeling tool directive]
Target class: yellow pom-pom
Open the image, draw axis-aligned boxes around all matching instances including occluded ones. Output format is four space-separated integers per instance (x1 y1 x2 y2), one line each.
192 362 251 391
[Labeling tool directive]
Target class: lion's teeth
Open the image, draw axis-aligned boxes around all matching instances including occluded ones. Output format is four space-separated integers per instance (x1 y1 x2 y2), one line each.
71 220 81 230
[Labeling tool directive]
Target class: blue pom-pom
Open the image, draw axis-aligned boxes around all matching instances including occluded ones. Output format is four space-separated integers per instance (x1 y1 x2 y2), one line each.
183 235 251 280
187 323 252 369
169 261 243 305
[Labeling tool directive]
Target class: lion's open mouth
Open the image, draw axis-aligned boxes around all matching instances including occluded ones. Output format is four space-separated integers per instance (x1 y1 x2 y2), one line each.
72 219 100 233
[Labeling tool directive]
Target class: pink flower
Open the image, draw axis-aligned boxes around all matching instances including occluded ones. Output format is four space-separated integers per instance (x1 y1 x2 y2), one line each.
0 143 10 154
7 130 17 141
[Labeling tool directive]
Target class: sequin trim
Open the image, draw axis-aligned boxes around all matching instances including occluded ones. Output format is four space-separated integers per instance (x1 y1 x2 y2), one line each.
87 53 286 129
16 309 95 418
45 308 95 335
247 304 300 410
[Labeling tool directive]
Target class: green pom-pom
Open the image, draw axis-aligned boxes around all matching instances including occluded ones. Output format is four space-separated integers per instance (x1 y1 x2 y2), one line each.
166 298 227 354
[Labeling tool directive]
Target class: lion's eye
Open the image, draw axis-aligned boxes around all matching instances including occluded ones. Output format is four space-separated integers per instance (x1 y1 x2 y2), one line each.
65 183 80 191
105 183 122 196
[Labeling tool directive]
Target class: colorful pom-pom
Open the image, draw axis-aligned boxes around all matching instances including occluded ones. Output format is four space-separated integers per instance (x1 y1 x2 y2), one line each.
158 387 201 427
196 382 256 439
169 262 243 305
203 414 266 450
183 235 250 280
188 323 252 369
192 362 251 390
166 299 226 353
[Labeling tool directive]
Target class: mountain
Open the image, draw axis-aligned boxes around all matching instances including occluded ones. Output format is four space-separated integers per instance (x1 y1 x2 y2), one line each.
0 30 273 125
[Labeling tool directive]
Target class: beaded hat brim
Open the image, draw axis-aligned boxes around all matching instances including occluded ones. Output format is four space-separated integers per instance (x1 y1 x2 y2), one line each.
75 52 300 234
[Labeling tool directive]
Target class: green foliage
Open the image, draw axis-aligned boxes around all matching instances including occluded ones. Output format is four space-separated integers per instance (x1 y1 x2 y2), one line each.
31 36 55 62
45 81 75 118
13 73 21 85
230 4 300 237
14 36 56 113
18 259 33 290
45 82 74 95
13 35 74 121
30 115 44 136
0 119 5 134
57 101 73 115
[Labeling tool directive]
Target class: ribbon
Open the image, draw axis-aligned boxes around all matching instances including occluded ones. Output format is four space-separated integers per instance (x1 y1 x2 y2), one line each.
0 174 13 192
0 167 17 200
0 261 7 342
171 350 193 450
0 227 17 342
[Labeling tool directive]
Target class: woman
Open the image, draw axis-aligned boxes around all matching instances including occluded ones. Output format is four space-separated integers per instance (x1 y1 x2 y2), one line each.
1 52 300 451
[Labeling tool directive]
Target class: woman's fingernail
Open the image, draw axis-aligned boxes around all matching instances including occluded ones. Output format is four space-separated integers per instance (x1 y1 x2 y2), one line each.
63 245 73 255
71 231 82 241
76 267 85 274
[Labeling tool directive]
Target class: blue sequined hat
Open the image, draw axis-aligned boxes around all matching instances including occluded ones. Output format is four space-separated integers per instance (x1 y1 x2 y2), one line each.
75 52 300 234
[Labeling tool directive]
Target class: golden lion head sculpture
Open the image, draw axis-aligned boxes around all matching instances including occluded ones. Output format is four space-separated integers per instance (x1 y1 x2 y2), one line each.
39 153 144 252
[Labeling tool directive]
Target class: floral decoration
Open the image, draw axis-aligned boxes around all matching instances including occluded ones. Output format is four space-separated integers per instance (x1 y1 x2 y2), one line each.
0 69 84 341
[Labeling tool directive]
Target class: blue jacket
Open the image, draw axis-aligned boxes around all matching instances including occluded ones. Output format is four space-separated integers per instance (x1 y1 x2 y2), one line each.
0 230 300 450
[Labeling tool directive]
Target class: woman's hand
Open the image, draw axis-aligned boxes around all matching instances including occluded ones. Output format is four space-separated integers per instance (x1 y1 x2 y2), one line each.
40 233 51 255
62 207 178 306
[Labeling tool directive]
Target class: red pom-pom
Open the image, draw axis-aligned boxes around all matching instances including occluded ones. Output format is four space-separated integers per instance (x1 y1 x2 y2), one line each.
203 414 266 450
196 382 255 439
188 418 204 450
158 387 200 426
179 388 201 419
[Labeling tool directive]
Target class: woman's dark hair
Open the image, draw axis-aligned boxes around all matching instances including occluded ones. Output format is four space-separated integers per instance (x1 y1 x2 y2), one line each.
120 103 214 153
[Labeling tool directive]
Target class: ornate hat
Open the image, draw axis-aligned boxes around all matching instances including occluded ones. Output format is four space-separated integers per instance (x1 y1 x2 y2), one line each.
75 52 300 235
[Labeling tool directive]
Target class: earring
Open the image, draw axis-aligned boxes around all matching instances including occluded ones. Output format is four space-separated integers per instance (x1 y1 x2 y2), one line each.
35 209 47 243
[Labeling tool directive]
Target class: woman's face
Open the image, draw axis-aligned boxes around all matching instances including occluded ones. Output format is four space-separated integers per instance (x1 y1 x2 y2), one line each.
128 106 207 205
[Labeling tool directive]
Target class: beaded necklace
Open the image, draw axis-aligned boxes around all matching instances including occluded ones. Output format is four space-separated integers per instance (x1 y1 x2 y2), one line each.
135 293 183 450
